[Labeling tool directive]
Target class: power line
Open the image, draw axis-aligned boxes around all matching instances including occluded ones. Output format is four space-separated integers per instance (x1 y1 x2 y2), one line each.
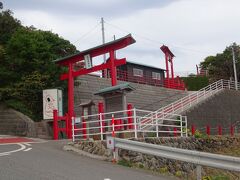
105 21 212 55
73 22 101 44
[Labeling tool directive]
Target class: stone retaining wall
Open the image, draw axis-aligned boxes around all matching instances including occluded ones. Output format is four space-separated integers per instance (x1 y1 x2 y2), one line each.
70 136 240 178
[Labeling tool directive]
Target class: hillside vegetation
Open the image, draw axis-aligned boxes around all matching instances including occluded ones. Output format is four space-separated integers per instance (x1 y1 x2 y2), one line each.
0 10 77 120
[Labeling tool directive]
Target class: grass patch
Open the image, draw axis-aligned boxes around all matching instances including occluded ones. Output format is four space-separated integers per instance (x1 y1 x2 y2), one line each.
118 160 132 167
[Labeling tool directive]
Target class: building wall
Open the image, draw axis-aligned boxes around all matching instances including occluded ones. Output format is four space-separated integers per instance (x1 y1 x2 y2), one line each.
115 63 165 86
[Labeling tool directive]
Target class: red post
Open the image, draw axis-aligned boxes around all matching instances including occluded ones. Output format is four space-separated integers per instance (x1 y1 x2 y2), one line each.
230 125 234 136
218 125 222 136
82 117 87 139
65 113 69 138
68 63 74 139
109 50 117 86
98 102 105 133
191 125 195 136
170 56 174 80
112 115 115 137
206 125 210 136
53 110 58 140
173 127 177 137
127 103 133 129
165 53 170 88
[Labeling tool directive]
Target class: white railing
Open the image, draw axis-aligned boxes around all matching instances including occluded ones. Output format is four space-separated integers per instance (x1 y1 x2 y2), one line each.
72 108 187 142
139 79 240 130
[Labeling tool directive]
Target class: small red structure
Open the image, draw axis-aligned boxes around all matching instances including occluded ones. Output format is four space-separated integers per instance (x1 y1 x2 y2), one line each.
160 45 185 90
53 34 136 139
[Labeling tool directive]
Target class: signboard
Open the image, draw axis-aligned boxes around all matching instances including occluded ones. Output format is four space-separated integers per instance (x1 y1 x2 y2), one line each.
75 117 82 124
43 89 63 119
84 54 92 69
106 136 115 150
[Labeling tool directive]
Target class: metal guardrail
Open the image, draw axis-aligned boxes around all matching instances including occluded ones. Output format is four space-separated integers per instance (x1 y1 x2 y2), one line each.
140 79 240 130
108 137 240 180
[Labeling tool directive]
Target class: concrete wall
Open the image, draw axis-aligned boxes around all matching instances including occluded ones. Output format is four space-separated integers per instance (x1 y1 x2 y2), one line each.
74 75 189 116
0 104 37 137
183 89 240 132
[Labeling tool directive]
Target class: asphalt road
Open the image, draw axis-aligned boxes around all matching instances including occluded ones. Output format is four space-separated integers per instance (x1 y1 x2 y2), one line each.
0 139 175 180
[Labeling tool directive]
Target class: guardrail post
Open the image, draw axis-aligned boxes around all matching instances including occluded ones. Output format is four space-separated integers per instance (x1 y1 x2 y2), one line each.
133 108 138 139
218 125 222 136
155 112 159 138
206 125 210 136
196 165 202 180
100 113 103 141
127 104 133 129
112 114 115 137
180 116 183 137
113 147 119 162
72 117 75 142
191 125 195 136
185 116 188 137
82 117 87 139
173 127 177 137
230 125 234 136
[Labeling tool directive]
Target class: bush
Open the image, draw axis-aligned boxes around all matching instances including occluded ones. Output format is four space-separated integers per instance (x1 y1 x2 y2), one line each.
182 76 209 91
5 99 33 119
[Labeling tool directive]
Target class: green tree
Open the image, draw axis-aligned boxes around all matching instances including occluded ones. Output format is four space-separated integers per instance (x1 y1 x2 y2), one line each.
0 10 77 120
200 43 240 82
0 10 21 45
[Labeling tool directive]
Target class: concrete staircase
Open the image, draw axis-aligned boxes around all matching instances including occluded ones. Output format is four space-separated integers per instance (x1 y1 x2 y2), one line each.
35 121 52 139
74 75 189 115
139 79 240 130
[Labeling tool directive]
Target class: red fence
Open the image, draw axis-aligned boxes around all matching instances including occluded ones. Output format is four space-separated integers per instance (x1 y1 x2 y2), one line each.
191 124 238 136
53 110 71 140
108 70 185 90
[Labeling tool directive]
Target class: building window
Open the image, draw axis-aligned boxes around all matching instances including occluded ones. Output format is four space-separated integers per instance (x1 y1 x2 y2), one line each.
152 72 161 80
133 68 143 77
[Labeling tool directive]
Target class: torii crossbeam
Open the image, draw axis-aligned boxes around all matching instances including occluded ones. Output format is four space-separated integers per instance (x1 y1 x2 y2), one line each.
54 34 136 138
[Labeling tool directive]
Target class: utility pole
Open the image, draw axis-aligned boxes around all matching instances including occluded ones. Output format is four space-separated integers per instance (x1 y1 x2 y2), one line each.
231 45 238 90
101 17 107 77
101 17 106 63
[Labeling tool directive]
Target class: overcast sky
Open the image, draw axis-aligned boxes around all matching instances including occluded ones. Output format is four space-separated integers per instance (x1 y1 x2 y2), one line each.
2 0 240 76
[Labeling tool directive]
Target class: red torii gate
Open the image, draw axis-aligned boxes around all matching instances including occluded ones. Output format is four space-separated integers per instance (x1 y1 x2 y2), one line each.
54 34 136 139
160 45 175 80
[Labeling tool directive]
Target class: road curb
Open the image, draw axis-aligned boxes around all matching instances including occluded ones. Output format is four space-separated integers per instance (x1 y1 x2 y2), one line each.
63 145 108 161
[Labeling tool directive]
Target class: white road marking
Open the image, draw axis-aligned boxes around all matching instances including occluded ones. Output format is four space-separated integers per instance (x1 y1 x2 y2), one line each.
23 143 31 146
0 153 10 156
104 178 111 180
0 143 26 156
23 148 32 152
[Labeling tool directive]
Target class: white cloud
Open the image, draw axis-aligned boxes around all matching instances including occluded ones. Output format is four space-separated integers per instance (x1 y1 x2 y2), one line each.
3 0 240 73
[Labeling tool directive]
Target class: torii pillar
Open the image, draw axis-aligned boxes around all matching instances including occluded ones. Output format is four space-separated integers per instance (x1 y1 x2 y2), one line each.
54 34 136 138
160 45 175 87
